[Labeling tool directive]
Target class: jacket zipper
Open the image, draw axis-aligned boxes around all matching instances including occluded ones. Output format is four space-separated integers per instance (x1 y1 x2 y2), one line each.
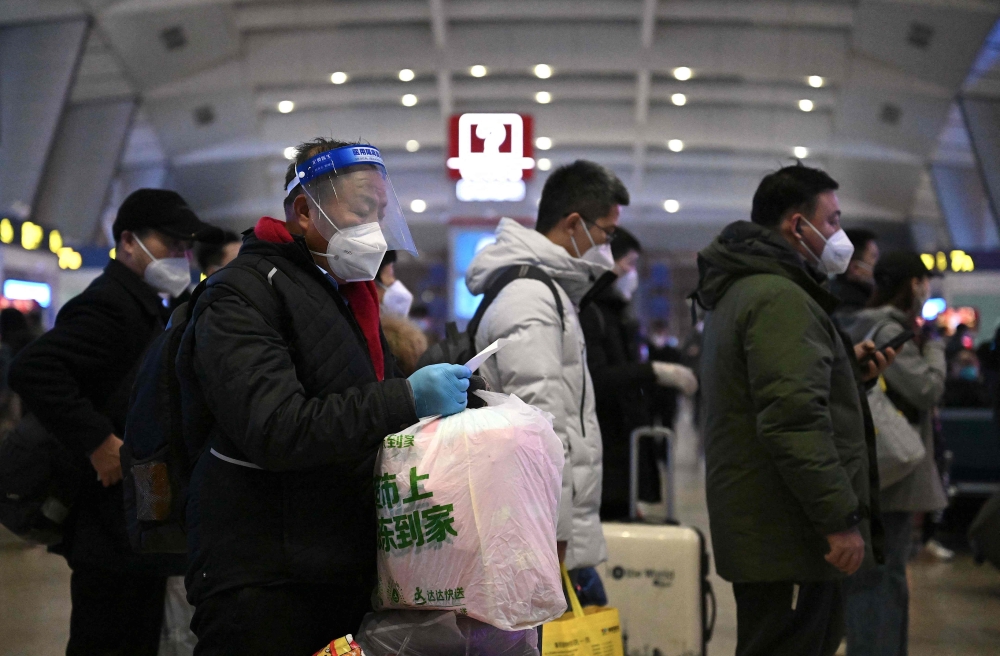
579 343 587 439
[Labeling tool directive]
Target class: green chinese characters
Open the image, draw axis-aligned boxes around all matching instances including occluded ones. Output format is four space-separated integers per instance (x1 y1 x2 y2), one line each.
375 466 458 552
384 434 415 449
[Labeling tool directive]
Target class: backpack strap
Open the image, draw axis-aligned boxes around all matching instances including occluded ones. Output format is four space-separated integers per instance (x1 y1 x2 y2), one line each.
192 255 286 338
467 265 565 341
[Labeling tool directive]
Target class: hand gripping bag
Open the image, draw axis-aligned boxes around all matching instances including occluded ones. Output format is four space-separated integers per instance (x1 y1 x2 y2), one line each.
372 392 566 630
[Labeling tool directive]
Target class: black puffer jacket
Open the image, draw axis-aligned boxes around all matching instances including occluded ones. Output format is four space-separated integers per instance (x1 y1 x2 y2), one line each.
182 231 418 604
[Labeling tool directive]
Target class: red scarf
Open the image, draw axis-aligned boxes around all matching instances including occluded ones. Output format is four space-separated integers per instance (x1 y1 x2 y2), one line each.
254 217 384 381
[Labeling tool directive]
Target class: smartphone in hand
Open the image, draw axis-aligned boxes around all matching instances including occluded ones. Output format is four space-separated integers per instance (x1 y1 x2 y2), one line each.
860 329 914 364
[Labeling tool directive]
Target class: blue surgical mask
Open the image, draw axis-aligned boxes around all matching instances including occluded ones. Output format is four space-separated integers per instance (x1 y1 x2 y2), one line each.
959 366 979 381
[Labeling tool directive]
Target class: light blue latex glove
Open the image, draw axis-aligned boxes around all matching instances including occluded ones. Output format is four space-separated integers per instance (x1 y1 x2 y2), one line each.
408 364 472 418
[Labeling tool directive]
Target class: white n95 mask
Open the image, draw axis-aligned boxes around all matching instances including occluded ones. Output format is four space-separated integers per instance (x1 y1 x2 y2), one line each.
381 280 414 317
800 221 854 276
135 237 191 297
310 221 388 282
570 221 615 270
616 269 639 300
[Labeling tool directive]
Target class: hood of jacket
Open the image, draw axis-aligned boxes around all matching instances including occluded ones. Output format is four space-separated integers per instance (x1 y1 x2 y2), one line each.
694 220 838 315
466 218 611 305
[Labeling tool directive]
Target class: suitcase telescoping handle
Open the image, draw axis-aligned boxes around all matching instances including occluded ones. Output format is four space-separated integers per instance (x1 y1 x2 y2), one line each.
628 426 676 521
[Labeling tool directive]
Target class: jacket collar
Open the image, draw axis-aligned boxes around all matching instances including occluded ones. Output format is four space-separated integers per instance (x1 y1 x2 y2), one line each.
465 218 612 304
239 222 343 295
694 221 838 314
104 259 166 319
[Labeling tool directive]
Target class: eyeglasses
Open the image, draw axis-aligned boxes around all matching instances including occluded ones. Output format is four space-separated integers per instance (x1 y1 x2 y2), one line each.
587 221 617 244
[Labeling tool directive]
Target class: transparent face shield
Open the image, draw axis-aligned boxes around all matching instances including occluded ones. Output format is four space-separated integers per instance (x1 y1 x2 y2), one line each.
285 145 418 256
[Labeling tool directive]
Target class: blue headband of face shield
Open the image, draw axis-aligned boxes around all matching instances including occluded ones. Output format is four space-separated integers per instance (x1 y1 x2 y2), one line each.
284 145 386 195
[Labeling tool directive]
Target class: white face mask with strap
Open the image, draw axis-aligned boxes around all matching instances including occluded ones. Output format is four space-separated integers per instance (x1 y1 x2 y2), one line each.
570 220 614 270
135 236 191 297
309 218 388 283
799 219 854 276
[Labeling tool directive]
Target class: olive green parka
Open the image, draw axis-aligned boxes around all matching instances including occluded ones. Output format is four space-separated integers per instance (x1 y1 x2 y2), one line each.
694 221 882 582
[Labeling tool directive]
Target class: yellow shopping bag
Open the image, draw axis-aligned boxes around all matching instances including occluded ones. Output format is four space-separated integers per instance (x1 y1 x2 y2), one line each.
541 564 625 656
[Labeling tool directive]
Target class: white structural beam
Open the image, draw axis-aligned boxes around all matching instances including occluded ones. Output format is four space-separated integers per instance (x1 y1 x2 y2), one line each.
430 0 452 120
234 1 855 32
633 0 658 191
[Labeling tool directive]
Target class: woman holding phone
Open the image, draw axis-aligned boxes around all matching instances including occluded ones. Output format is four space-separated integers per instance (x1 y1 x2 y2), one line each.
842 250 947 656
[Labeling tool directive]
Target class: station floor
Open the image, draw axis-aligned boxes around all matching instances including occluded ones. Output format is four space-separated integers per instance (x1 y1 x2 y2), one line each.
1 403 999 655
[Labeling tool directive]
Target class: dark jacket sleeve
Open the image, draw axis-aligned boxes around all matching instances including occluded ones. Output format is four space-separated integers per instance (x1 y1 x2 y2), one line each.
193 295 417 471
8 296 122 455
580 304 656 396
744 286 860 536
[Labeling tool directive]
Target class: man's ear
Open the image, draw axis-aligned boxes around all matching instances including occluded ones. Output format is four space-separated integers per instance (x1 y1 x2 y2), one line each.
562 212 583 234
119 230 136 254
790 213 805 237
292 195 311 233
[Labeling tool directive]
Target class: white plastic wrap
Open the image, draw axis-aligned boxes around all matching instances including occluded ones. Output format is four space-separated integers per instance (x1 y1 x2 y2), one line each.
356 610 540 656
372 392 566 631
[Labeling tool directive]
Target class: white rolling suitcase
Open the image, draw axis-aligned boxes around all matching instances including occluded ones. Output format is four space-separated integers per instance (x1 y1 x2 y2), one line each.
601 427 716 656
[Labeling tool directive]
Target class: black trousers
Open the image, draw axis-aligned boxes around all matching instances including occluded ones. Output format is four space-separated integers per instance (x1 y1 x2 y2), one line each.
733 580 844 656
191 583 371 656
66 566 167 656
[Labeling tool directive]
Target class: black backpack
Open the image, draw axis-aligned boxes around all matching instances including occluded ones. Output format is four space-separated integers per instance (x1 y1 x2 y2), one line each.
121 256 283 554
0 413 87 546
417 264 565 371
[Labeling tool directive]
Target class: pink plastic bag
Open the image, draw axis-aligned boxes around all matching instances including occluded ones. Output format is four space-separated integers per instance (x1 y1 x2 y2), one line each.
372 392 566 631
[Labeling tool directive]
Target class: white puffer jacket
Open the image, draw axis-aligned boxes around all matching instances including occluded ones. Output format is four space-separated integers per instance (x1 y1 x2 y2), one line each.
466 218 609 570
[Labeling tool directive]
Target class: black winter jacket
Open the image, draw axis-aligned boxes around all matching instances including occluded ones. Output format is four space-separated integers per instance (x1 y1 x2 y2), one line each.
9 259 174 572
182 232 418 604
579 288 657 520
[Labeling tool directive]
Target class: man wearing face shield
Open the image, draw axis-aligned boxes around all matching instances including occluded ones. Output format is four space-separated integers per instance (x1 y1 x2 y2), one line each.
180 138 469 655
9 188 223 655
466 160 627 603
692 164 895 656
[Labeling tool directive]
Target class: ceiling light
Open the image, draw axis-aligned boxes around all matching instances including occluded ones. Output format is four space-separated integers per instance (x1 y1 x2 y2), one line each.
402 94 418 107
331 71 348 84
808 75 824 88
470 65 487 78
534 64 552 79
535 91 552 104
667 139 684 152
799 99 814 112
537 158 552 171
406 140 420 152
410 199 427 213
283 146 296 160
664 199 680 213
794 146 809 159
277 100 294 113
399 68 415 82
671 93 687 106
536 137 553 150
673 67 692 81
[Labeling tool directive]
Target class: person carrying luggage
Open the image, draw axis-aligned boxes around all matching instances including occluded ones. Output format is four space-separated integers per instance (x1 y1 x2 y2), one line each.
578 228 697 521
465 159 627 603
8 189 224 655
692 164 892 656
180 138 471 656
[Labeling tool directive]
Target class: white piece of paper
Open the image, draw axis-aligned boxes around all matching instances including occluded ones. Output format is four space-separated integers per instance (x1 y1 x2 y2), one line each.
464 337 512 372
